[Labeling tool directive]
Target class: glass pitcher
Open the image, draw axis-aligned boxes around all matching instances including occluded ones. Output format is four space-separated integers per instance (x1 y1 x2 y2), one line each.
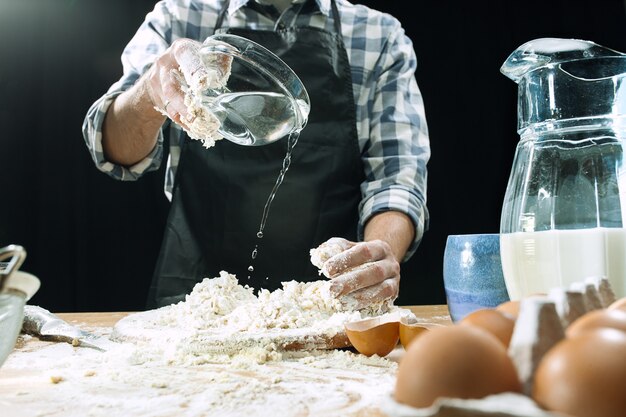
500 38 626 300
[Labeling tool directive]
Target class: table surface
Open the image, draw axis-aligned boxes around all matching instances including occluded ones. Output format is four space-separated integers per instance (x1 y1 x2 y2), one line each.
0 305 452 417
54 304 452 328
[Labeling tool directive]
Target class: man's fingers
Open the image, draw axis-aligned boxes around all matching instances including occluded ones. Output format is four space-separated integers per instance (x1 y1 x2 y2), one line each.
147 54 184 107
339 277 399 310
172 39 207 90
310 238 354 275
162 70 188 117
329 259 400 297
325 240 390 277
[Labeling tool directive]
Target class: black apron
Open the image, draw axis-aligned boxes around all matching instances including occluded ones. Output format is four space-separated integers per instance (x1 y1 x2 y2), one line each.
147 0 363 308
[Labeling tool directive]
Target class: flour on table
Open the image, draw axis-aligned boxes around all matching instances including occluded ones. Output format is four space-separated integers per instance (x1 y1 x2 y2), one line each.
2 339 398 417
116 270 413 365
2 266 414 416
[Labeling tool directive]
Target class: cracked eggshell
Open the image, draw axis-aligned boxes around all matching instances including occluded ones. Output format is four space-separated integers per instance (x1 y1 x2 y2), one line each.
345 316 399 357
398 318 429 350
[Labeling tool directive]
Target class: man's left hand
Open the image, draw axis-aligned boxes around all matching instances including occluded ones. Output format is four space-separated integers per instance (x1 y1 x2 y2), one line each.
321 238 400 309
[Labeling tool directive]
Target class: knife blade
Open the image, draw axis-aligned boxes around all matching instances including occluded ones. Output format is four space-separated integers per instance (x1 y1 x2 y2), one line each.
22 305 118 351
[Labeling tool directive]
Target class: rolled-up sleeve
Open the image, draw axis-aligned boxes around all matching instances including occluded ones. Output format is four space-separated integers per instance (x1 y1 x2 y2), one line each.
357 25 430 262
82 1 174 181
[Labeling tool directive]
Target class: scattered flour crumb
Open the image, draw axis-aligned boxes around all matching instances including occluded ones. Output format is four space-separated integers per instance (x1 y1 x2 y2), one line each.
49 375 64 384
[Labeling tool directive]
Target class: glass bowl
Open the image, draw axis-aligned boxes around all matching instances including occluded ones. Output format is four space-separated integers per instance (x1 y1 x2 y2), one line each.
194 33 311 146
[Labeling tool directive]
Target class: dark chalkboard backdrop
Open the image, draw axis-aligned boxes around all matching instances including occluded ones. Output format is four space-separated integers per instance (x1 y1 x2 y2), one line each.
1 0 625 312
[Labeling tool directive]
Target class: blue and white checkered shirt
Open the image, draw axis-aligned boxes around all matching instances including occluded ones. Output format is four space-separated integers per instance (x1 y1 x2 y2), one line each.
82 0 430 260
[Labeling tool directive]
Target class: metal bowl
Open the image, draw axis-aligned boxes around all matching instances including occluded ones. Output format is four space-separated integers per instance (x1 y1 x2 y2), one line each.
0 246 40 368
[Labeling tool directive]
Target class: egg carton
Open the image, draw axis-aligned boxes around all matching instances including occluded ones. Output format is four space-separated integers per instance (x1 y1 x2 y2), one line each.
382 276 618 417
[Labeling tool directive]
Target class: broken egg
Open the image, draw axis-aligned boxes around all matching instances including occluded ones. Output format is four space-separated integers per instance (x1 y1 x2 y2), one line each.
399 318 429 349
395 325 521 408
345 315 399 357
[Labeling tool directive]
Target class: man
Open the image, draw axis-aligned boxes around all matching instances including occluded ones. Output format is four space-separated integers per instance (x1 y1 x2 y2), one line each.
82 0 430 309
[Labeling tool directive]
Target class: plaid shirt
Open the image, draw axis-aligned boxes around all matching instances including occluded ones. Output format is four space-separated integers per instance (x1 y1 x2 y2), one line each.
82 0 430 260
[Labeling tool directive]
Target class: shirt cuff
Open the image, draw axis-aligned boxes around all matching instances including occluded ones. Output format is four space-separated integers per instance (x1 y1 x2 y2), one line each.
358 186 429 262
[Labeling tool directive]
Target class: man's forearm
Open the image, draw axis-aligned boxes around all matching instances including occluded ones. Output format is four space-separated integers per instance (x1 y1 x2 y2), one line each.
102 74 166 167
364 211 415 262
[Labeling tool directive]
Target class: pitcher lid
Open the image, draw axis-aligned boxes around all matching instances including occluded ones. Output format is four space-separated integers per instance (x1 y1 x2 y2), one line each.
501 38 626 132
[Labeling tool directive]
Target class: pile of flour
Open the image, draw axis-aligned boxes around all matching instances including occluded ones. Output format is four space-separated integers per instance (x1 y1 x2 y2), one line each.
159 271 394 331
131 271 413 365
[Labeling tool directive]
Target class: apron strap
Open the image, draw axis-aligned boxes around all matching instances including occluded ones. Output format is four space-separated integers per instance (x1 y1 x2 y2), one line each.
329 0 343 41
279 0 342 35
275 0 308 31
214 0 231 31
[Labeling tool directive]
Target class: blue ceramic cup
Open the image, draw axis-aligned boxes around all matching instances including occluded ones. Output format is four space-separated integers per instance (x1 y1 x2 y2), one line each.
443 233 510 322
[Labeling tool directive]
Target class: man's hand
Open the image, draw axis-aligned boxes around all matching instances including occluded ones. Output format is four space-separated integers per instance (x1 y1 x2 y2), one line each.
312 211 415 309
145 38 210 130
321 238 401 309
103 38 224 165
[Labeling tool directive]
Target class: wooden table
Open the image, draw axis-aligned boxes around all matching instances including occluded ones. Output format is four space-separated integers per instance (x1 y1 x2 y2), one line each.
0 305 452 417
52 305 452 329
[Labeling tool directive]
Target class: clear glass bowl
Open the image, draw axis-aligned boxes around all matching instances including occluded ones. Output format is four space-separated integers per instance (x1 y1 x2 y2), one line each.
195 33 310 146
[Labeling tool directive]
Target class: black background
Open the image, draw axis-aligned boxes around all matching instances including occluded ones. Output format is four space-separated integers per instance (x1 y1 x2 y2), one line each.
1 0 626 312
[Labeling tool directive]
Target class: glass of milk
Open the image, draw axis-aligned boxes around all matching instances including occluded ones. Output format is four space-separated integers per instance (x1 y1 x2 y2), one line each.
500 38 626 299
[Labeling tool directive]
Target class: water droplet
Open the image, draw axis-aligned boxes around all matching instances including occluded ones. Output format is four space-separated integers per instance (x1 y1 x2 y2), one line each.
251 247 258 259
256 232 264 239
248 265 254 272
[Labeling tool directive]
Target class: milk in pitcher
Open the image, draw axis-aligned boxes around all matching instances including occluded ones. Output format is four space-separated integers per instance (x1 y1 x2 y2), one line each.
500 227 626 300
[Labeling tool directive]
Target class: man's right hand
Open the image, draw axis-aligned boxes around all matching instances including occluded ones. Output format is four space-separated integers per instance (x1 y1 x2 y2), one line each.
102 38 209 166
145 38 210 131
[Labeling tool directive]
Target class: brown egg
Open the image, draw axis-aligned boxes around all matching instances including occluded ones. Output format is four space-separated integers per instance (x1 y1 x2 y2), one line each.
533 329 626 417
608 296 626 312
345 316 399 357
459 308 516 347
566 308 626 338
496 300 520 319
395 325 521 408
